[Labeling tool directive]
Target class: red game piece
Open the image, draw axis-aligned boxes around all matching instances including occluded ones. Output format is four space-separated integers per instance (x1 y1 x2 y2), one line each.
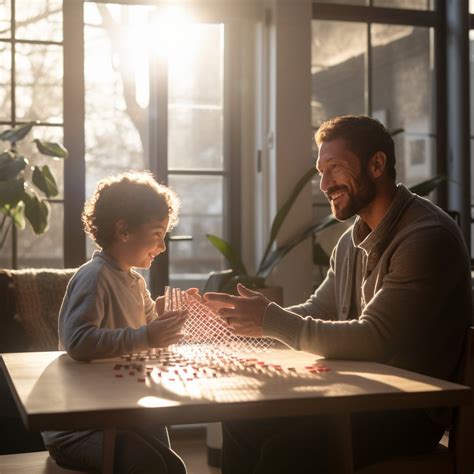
115 374 123 378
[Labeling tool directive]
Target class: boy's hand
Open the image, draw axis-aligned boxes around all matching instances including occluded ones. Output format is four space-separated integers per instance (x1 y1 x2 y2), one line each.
146 310 188 348
154 287 201 316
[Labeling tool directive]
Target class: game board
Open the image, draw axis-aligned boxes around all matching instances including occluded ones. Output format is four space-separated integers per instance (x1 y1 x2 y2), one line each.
113 345 332 403
164 286 274 352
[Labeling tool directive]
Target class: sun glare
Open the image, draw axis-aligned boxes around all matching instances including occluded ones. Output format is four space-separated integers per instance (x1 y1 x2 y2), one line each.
86 4 196 109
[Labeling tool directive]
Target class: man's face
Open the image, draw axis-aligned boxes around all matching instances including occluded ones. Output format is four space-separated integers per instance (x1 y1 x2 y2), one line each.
316 138 376 221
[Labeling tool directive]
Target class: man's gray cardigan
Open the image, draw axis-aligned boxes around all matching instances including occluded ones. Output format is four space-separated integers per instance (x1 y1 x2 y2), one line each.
263 185 471 400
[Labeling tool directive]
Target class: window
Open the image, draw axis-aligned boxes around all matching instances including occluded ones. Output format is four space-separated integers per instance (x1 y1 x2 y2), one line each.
0 0 64 268
311 2 439 242
82 3 232 293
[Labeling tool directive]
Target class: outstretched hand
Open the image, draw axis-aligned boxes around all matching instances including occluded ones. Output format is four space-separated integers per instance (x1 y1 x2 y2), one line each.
204 283 271 337
155 287 201 316
146 310 188 348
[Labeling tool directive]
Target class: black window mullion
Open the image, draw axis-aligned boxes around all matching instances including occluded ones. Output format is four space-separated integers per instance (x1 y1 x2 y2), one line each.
63 0 86 268
148 19 169 298
312 4 438 27
365 22 372 117
10 0 17 268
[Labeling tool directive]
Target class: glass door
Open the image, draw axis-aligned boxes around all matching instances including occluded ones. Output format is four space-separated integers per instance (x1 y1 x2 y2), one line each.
83 3 228 295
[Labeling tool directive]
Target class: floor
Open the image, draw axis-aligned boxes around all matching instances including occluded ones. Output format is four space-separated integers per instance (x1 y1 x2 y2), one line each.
173 437 222 474
170 427 222 474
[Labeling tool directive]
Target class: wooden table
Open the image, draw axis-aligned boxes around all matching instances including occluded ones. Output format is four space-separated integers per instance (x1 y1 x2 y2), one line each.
1 348 471 473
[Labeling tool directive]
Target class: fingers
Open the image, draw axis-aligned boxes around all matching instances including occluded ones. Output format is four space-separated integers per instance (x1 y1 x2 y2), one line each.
236 283 260 297
159 309 187 320
155 295 165 315
185 287 200 296
203 292 238 313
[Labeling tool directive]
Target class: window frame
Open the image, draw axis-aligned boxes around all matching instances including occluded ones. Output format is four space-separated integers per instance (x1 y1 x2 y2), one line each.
62 0 243 296
312 1 473 264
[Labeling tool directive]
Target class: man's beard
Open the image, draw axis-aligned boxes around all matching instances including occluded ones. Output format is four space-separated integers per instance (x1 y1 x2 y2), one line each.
328 171 376 221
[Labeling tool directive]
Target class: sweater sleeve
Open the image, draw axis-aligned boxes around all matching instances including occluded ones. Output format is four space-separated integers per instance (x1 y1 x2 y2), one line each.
283 245 338 320
59 270 149 361
263 226 465 363
139 276 157 323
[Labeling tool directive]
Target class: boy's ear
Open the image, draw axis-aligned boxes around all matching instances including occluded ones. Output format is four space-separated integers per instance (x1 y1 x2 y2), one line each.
115 219 129 243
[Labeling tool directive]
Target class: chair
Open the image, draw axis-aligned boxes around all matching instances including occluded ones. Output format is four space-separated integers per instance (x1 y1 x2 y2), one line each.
355 326 474 474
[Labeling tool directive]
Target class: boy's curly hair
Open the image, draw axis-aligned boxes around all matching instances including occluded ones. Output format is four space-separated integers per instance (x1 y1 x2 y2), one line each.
82 171 180 249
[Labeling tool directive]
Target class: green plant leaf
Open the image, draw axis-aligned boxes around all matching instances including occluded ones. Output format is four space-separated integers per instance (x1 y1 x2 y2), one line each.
221 275 266 294
313 241 330 266
23 192 50 234
0 155 28 181
389 128 404 137
206 234 248 276
0 150 15 167
258 214 337 278
10 201 25 230
0 122 35 143
33 139 69 158
0 178 24 207
260 167 317 269
409 175 446 197
32 165 59 198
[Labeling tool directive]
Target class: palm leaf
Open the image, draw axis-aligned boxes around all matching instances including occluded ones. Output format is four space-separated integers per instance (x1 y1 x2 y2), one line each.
409 175 446 197
206 234 248 276
258 214 337 278
260 167 317 269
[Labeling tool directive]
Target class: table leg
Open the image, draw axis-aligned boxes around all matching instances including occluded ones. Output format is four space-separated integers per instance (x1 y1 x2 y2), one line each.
102 427 117 474
331 413 354 474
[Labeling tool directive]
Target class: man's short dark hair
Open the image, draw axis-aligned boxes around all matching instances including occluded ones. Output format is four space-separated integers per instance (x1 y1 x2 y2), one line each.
315 115 397 181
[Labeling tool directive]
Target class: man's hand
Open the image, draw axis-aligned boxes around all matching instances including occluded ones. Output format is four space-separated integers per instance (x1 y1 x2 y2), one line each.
146 310 188 348
204 283 271 337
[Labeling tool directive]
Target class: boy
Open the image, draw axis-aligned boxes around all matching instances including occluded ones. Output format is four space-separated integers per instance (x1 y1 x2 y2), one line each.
42 171 188 474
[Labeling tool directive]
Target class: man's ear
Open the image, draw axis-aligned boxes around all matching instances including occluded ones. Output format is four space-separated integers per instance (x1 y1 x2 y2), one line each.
368 151 387 179
115 219 129 243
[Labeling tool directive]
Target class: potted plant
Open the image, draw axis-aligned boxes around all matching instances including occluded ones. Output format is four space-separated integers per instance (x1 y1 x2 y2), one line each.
205 169 445 299
0 122 68 250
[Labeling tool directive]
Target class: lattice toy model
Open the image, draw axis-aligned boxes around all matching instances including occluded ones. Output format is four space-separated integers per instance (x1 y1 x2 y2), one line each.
164 286 273 352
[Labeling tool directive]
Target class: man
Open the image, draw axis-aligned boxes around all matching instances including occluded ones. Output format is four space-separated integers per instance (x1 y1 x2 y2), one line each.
205 115 472 474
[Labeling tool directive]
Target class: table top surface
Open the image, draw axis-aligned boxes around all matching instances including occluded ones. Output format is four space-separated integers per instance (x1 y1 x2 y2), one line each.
1 347 470 430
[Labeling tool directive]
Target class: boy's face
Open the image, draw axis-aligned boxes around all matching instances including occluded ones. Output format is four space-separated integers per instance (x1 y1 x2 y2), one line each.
123 217 169 269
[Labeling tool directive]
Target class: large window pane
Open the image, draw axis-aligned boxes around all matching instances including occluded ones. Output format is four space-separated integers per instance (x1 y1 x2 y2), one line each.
372 25 434 186
311 21 366 128
0 0 10 39
0 41 11 120
168 175 224 290
15 43 63 122
311 20 366 219
373 0 433 10
17 126 64 198
84 3 152 199
15 0 62 42
17 202 64 268
168 24 223 170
